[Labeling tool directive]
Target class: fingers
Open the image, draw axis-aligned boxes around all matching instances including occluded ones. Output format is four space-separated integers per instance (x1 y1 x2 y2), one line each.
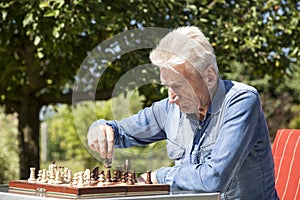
87 124 114 159
98 125 107 158
87 127 99 151
106 126 114 159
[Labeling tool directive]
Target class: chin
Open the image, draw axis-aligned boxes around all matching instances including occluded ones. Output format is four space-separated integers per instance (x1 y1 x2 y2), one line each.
179 107 196 114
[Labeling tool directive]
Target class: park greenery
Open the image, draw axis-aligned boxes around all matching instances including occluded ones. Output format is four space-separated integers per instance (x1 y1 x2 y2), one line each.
0 0 299 181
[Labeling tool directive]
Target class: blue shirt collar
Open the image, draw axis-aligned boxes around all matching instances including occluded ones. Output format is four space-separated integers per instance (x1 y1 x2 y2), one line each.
208 78 226 115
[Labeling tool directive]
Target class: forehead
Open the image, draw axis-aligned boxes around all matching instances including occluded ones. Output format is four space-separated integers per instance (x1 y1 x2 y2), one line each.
160 66 187 85
160 64 201 86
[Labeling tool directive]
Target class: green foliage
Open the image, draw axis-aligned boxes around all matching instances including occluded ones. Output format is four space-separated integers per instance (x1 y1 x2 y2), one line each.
0 0 299 177
0 107 19 183
1 0 299 108
289 105 300 128
46 105 82 161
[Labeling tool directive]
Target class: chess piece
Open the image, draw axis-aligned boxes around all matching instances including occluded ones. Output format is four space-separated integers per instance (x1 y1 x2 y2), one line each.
91 166 99 181
121 171 128 183
104 158 112 168
28 167 36 182
84 169 91 185
97 172 105 186
54 167 63 184
116 167 122 181
112 171 118 182
40 169 48 183
71 173 78 186
145 171 152 184
63 167 68 182
127 172 134 185
105 169 112 183
48 164 56 184
65 170 72 184
37 169 42 182
77 172 86 187
132 170 137 183
59 166 65 183
102 169 114 185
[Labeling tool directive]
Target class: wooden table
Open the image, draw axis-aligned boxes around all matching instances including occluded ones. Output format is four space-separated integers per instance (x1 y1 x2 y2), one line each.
0 184 219 200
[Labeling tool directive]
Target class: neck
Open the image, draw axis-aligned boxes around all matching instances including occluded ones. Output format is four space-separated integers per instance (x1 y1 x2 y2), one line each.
197 106 209 121
197 80 219 121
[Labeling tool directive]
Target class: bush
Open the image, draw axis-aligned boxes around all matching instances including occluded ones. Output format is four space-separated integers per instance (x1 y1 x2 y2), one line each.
0 107 19 183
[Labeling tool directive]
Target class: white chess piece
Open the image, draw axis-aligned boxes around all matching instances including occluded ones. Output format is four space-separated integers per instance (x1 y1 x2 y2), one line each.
36 170 42 182
77 172 86 187
40 169 48 183
65 169 72 184
72 173 78 186
97 173 105 186
84 169 91 185
28 167 36 182
54 168 63 184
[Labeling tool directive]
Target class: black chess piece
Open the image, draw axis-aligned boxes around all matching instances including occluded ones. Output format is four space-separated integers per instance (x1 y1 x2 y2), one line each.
105 169 112 182
121 171 127 183
112 171 118 182
127 172 134 185
91 166 99 181
145 171 152 184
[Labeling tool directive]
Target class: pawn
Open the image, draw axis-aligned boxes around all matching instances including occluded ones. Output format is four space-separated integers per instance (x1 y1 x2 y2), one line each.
127 172 134 185
121 171 127 183
105 169 112 183
132 170 137 183
65 170 72 184
112 171 118 182
54 168 63 184
28 167 36 182
40 169 48 183
97 171 105 186
36 169 43 182
145 171 152 184
84 169 91 185
71 173 78 186
77 172 86 187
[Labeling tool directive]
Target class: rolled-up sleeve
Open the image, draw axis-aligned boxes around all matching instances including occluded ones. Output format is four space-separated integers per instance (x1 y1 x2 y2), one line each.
90 98 170 148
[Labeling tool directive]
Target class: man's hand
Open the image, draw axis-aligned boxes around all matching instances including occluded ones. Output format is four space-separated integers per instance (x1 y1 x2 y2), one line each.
87 125 114 159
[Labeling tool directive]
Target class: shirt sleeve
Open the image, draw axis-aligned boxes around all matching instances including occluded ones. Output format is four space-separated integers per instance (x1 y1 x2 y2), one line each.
89 98 170 148
156 89 263 192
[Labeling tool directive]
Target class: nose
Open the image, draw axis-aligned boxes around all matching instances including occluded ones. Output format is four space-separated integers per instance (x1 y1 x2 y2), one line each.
168 88 179 104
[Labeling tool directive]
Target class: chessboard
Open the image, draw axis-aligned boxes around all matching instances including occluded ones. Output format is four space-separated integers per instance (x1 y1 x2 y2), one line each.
8 161 170 198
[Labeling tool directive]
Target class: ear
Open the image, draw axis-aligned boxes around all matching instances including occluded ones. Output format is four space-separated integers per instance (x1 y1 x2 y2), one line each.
204 65 217 89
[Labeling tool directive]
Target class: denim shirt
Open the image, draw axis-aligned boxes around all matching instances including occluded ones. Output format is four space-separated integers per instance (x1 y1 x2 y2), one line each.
90 80 279 200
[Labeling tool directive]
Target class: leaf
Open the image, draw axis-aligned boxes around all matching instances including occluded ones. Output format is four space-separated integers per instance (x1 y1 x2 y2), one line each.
22 13 34 27
33 36 41 46
43 10 60 18
39 1 49 10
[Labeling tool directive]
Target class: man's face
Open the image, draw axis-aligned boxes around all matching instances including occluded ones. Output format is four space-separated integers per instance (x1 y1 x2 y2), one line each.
160 64 211 114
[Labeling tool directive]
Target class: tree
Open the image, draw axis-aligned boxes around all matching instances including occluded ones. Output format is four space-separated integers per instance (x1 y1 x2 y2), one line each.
0 0 299 179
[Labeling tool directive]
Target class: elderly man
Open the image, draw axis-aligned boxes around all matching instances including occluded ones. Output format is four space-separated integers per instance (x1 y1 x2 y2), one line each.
87 26 279 199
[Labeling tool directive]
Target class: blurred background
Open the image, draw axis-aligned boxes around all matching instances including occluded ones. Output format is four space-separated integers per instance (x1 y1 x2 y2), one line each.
0 0 299 183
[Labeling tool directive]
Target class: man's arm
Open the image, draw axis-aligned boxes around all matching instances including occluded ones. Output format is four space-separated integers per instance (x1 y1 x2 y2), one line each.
156 90 263 192
87 98 170 157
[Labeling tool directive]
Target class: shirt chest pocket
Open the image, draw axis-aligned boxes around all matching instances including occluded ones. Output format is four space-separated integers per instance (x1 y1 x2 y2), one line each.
198 142 215 164
166 139 186 160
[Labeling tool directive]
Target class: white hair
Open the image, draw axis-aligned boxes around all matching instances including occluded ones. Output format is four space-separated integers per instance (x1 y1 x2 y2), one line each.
149 26 218 75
